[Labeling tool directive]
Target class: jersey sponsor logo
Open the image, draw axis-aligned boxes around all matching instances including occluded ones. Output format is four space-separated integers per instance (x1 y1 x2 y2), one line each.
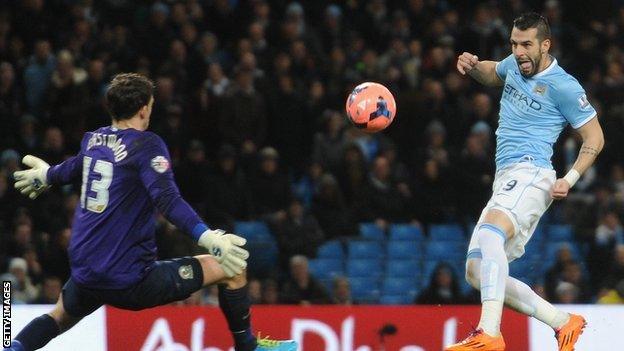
150 156 170 173
178 265 194 280
503 84 542 111
578 94 590 109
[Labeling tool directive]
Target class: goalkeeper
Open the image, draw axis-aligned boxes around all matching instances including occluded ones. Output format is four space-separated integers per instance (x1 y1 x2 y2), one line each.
8 73 296 351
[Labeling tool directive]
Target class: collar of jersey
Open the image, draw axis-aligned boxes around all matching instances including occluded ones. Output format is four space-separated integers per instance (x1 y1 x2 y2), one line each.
531 57 557 79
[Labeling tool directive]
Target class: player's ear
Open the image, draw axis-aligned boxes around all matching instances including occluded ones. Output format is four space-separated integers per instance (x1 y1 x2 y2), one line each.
541 38 551 54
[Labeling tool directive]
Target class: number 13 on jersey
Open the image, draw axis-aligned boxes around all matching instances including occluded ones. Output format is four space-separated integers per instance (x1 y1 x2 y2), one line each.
81 156 113 213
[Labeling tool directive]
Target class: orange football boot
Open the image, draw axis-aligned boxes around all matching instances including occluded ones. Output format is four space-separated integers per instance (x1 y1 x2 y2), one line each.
555 314 587 351
445 329 506 351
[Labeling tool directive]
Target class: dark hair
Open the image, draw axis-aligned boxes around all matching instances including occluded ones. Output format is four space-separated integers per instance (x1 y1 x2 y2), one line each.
513 12 551 41
105 73 154 120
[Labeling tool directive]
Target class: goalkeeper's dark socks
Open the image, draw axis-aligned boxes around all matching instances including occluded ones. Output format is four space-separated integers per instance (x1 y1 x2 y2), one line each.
218 284 257 351
13 314 60 351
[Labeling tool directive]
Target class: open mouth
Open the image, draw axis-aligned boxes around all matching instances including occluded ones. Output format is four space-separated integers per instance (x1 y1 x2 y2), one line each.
518 60 532 71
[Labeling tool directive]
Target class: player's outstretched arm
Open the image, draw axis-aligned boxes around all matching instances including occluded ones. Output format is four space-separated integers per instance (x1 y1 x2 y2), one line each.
457 52 503 87
552 116 604 199
14 153 84 199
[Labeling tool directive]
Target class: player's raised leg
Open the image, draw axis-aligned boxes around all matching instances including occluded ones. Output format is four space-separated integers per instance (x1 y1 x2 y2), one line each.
8 293 84 351
195 255 297 351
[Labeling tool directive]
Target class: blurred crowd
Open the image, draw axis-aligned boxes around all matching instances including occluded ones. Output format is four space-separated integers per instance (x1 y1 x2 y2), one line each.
1 0 624 306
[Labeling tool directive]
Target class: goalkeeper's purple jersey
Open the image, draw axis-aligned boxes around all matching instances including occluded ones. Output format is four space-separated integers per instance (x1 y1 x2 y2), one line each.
47 126 204 289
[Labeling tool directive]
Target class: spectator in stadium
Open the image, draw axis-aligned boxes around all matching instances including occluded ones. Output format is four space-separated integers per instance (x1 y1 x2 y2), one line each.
331 276 353 305
554 281 580 304
84 59 109 130
416 263 463 305
291 161 324 207
218 68 267 157
312 110 348 174
266 74 308 171
597 279 624 304
175 140 211 213
155 103 188 163
31 276 62 305
23 39 55 117
455 131 495 221
413 119 451 170
0 170 13 230
261 279 279 305
271 199 324 268
601 244 624 290
588 212 624 287
559 262 592 303
6 222 34 258
545 244 577 299
0 62 22 146
249 147 292 220
280 255 330 305
311 174 359 240
15 114 39 157
412 158 456 224
2 258 38 303
39 227 71 282
204 144 253 230
359 155 410 225
45 50 89 146
1 149 21 178
39 127 68 165
336 142 368 207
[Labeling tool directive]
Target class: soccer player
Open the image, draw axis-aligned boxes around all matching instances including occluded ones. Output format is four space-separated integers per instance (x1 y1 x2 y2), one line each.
448 13 603 351
9 73 297 351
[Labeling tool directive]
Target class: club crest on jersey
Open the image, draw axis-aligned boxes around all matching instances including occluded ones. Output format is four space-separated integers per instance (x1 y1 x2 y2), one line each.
578 94 590 109
178 265 194 280
150 156 170 173
533 84 547 95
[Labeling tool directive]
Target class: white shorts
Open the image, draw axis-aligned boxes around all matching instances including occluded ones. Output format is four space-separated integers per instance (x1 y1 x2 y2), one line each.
467 162 556 262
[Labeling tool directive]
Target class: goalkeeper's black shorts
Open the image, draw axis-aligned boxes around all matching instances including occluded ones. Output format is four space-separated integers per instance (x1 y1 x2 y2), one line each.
61 256 204 318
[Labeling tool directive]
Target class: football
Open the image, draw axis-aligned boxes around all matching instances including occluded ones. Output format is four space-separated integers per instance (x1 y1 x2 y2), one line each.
345 82 397 133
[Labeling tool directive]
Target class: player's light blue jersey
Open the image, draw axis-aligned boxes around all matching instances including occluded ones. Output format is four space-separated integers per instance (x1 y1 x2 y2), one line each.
494 54 596 170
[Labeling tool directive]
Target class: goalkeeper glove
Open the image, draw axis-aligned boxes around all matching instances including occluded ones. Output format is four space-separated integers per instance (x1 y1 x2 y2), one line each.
13 155 51 199
198 229 249 277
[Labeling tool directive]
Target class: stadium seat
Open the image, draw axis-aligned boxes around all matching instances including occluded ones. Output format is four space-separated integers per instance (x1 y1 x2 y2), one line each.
389 224 425 241
349 277 380 303
429 224 465 241
547 224 574 242
234 221 272 241
425 241 465 261
386 259 421 278
308 258 344 280
346 258 384 279
379 294 413 305
386 241 420 259
382 277 419 298
348 240 384 259
317 240 345 259
359 222 385 241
